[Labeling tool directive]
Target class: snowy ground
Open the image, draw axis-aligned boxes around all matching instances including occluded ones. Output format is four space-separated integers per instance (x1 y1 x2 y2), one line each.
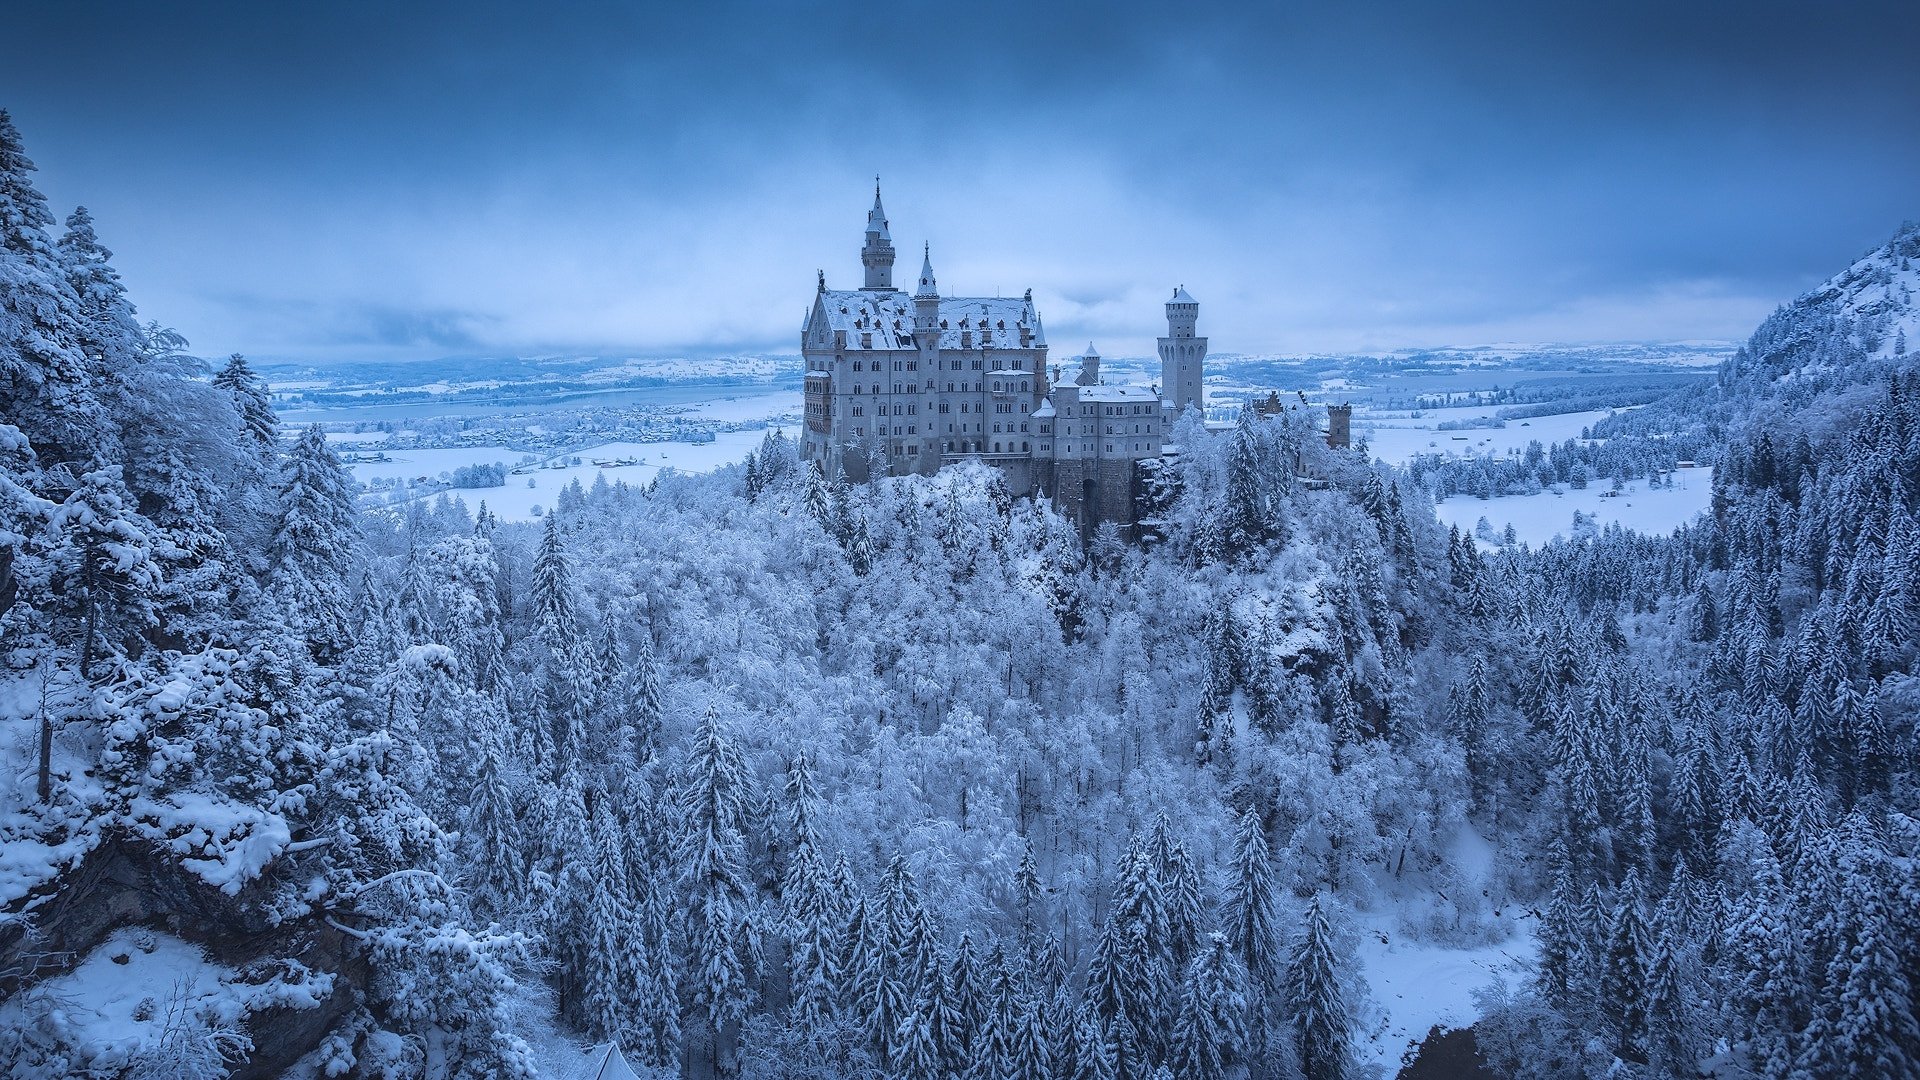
1354 915 1536 1074
0 926 334 1072
356 428 774 521
1353 826 1538 1075
1436 467 1714 547
1357 407 1609 466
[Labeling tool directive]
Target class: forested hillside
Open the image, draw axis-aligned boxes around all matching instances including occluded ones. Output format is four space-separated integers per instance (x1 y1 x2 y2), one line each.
2 106 1916 1080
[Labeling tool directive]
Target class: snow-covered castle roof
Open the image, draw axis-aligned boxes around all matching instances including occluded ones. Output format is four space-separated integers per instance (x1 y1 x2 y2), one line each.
809 289 1046 351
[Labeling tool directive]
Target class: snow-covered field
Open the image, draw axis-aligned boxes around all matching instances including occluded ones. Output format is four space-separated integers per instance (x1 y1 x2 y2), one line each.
1356 918 1536 1073
0 927 333 1073
1436 467 1714 547
1358 407 1608 465
1352 825 1538 1073
355 428 774 521
345 444 528 482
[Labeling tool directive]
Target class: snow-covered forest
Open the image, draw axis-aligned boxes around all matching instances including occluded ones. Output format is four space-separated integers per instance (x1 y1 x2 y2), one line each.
3 106 1919 1080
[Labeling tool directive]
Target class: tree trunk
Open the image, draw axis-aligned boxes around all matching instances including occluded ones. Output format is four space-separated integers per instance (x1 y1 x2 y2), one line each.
37 711 52 803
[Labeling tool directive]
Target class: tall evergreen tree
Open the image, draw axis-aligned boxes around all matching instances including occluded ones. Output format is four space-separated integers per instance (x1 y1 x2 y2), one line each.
1287 896 1352 1080
1599 867 1652 1063
678 705 757 1075
265 425 357 663
0 109 111 468
211 353 279 465
1172 933 1248 1080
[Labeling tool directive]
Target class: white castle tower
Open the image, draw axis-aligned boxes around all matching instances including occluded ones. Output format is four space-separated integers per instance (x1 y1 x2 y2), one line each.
860 179 895 291
1158 286 1206 417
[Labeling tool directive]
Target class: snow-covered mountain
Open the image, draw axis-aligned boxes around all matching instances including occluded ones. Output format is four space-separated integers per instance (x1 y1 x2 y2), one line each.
1723 221 1919 388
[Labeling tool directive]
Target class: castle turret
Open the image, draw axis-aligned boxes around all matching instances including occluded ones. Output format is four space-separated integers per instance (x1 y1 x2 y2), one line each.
1158 285 1206 417
861 179 895 291
1327 403 1353 450
914 242 940 302
913 243 941 346
1076 341 1101 386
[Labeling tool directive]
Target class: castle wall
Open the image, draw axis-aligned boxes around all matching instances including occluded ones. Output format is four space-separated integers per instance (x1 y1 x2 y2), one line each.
1047 457 1141 539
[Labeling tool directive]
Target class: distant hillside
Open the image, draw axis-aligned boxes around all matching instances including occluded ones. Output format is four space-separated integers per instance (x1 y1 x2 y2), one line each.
1721 221 1919 392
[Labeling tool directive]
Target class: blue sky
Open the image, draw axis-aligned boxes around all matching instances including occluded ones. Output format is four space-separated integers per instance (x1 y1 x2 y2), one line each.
6 1 1917 362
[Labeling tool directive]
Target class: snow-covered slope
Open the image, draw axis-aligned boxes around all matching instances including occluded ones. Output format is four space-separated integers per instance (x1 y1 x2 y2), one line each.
1723 221 1920 387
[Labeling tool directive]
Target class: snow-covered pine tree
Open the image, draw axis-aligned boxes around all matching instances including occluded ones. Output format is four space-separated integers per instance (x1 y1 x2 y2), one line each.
461 707 526 912
1149 815 1203 975
1221 807 1284 1074
576 799 643 1045
1719 821 1798 1076
1171 932 1248 1080
44 465 161 682
211 353 279 467
678 705 758 1074
1598 867 1651 1063
1288 896 1352 1080
0 110 113 469
265 425 358 664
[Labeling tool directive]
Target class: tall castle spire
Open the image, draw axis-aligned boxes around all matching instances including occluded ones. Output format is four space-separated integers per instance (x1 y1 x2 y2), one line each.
915 242 939 298
861 177 895 290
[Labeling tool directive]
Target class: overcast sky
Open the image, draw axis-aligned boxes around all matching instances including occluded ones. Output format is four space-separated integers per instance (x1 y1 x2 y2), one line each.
7 1 1917 363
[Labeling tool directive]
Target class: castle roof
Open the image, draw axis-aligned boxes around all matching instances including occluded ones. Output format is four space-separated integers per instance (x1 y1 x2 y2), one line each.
866 183 889 239
1170 286 1196 304
808 289 1046 350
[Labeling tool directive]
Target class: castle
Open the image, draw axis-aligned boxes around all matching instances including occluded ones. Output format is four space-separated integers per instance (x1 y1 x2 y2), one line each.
802 183 1207 531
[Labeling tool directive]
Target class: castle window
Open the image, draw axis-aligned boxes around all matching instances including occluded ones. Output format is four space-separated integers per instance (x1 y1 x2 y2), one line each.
1022 442 1029 452
853 406 864 417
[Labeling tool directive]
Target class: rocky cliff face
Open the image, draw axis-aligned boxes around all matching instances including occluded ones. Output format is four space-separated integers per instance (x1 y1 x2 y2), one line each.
2 838 365 1076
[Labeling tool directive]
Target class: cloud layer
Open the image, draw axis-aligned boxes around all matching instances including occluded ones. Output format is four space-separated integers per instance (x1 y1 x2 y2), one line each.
7 1 1917 361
